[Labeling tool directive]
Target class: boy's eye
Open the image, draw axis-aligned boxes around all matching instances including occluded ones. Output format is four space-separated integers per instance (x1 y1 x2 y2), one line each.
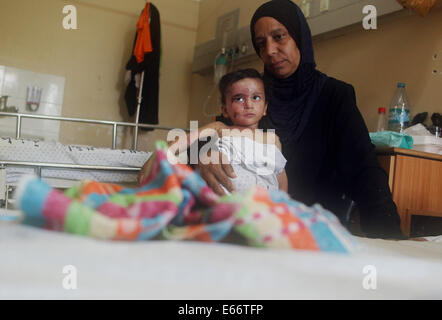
233 97 245 102
253 95 261 101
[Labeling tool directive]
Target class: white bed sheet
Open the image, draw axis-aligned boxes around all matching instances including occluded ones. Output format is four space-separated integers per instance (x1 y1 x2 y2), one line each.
0 221 441 300
0 137 151 184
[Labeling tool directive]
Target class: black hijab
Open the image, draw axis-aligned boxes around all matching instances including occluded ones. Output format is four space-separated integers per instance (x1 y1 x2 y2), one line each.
250 0 328 146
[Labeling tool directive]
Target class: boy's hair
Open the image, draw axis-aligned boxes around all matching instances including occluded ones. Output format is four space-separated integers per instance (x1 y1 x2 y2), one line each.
218 68 269 105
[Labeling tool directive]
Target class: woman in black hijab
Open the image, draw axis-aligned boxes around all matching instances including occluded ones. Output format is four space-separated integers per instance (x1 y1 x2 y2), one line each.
200 0 403 239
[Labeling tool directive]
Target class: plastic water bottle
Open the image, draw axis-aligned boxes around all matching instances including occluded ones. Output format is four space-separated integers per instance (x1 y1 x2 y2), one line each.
388 82 411 133
376 107 386 132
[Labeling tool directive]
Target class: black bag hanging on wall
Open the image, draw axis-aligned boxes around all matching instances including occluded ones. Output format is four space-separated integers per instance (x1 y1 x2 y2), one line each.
125 2 161 131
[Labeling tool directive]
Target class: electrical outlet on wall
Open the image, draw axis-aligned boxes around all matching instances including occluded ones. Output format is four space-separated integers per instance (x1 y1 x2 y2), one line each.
320 0 330 13
432 51 442 76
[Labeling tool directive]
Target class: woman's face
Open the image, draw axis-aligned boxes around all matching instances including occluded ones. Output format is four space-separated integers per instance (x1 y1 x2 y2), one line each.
254 17 301 79
222 78 267 129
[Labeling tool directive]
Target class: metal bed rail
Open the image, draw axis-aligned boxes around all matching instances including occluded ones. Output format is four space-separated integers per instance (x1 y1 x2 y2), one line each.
0 161 141 209
0 111 188 150
0 110 189 209
0 160 141 172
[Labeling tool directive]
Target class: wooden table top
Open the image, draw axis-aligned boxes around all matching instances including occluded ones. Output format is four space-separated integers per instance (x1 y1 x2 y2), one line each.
375 147 442 162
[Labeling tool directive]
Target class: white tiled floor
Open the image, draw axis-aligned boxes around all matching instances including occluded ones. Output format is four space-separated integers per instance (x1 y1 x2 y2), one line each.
0 65 65 141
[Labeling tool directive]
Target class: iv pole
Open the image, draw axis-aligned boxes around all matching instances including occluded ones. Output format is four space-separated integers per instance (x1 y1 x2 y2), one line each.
133 70 145 150
132 1 151 150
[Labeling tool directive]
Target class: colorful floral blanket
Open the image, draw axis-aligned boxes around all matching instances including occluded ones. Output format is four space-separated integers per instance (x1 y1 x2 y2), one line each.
16 141 357 253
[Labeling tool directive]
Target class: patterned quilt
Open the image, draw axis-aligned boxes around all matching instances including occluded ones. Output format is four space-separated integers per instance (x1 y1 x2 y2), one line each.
16 141 357 253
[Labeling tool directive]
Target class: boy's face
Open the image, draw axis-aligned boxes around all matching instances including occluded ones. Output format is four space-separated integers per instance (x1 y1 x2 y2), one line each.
222 78 267 129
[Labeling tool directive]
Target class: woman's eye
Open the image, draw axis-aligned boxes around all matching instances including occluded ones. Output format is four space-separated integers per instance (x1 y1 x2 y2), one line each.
253 96 261 101
256 41 265 48
274 33 285 41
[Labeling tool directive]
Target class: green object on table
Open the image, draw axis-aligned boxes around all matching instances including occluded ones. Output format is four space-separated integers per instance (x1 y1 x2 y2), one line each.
369 131 414 149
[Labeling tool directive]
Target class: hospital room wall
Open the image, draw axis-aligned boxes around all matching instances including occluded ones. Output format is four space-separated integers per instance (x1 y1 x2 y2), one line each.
0 0 198 151
188 0 442 131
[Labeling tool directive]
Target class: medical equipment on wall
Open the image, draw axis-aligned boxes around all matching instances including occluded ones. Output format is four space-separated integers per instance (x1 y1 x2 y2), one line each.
26 86 43 112
202 47 229 118
0 95 18 113
214 48 228 84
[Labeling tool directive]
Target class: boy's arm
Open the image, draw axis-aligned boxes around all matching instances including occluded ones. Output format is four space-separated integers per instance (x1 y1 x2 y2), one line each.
168 121 225 155
139 122 224 185
271 133 288 192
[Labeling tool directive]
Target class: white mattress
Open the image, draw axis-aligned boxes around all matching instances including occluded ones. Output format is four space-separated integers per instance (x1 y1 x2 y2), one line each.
0 220 441 299
0 137 151 184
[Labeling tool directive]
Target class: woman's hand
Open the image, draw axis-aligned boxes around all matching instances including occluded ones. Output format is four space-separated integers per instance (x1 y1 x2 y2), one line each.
196 150 236 196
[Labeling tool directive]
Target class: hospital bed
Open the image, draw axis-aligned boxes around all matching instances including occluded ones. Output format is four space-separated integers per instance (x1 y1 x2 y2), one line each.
1 113 441 300
0 220 441 299
0 111 182 209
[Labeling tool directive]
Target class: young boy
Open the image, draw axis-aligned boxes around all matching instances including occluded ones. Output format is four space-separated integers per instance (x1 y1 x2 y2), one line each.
139 69 288 193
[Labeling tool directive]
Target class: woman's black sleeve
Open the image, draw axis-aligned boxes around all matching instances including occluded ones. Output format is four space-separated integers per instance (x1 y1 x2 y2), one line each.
333 84 404 239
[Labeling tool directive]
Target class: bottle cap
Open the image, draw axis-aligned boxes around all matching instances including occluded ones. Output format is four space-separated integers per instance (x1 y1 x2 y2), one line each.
378 107 386 113
397 82 405 88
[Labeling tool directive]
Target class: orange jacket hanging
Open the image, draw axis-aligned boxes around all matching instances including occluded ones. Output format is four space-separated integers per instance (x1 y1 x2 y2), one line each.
134 2 153 63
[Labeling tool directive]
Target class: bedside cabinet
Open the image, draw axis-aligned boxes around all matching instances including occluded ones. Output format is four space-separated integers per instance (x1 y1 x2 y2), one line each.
376 147 442 237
